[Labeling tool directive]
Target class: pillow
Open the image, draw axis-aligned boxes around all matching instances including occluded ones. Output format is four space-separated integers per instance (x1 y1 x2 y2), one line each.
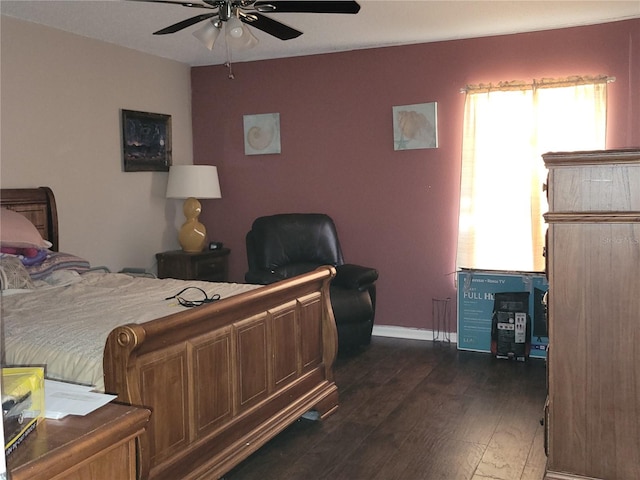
0 247 48 267
0 255 35 290
25 251 91 280
0 208 52 249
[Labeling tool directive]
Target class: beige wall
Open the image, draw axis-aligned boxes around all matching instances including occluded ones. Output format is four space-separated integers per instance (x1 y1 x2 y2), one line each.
1 16 193 272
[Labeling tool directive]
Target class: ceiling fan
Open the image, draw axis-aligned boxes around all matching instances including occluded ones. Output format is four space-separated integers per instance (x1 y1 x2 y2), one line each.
132 1 361 51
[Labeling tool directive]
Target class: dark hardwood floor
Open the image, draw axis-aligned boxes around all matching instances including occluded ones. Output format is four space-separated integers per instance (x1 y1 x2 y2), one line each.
222 336 548 480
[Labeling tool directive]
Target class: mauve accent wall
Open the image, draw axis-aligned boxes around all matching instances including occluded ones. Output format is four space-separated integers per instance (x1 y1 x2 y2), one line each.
192 19 639 331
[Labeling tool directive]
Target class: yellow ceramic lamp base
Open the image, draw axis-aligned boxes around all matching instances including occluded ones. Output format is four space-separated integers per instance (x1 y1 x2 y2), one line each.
178 197 207 253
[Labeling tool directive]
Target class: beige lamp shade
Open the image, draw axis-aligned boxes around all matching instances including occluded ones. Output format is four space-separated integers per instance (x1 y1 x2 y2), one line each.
166 165 222 253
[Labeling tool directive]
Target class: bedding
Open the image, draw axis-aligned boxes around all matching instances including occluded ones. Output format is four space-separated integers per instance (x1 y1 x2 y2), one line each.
24 250 91 279
0 256 35 290
2 271 259 391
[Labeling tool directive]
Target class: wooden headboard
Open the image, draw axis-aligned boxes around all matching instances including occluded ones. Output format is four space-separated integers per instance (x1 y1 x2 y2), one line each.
1 187 59 251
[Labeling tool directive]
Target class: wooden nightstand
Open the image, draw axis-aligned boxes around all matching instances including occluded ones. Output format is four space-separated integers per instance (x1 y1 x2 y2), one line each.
156 248 230 282
7 403 150 480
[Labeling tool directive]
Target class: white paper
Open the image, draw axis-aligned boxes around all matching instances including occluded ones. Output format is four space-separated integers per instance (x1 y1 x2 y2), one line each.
44 380 116 419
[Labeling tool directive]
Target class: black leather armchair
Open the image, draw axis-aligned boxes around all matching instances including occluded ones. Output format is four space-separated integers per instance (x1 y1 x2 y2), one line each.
245 213 378 352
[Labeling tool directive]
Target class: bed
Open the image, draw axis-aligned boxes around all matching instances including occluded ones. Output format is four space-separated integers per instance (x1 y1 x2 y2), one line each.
0 187 339 480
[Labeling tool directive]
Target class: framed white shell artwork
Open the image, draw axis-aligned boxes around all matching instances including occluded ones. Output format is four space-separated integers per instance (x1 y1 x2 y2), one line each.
243 113 281 155
392 102 438 151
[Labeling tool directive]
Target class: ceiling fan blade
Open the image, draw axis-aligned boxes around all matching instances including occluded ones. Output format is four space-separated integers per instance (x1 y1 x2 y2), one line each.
153 13 217 34
128 0 215 9
253 1 360 14
241 12 302 40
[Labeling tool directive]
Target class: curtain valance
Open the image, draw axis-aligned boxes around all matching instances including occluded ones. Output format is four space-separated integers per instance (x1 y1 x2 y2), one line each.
460 75 614 94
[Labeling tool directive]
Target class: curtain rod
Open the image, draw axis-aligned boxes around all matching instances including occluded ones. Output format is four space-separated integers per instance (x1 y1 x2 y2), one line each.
460 75 615 94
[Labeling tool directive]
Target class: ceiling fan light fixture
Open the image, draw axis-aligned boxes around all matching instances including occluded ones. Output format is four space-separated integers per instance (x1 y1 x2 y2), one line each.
227 16 244 38
192 19 221 50
225 21 259 50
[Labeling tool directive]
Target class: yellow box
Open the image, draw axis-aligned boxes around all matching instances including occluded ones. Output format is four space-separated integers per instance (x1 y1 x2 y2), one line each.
2 366 45 455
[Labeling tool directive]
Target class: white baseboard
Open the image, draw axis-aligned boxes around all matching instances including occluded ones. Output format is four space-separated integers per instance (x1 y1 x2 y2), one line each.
372 325 458 344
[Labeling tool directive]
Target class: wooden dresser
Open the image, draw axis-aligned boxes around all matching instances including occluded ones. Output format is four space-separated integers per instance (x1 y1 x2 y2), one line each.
7 403 151 480
543 149 640 480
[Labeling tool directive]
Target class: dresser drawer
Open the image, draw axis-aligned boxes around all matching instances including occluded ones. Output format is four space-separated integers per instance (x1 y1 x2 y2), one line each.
544 150 640 212
8 404 150 480
548 164 640 211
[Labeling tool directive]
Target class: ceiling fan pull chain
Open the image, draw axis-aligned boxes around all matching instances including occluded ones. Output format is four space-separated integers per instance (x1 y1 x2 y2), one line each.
225 42 235 79
225 61 235 80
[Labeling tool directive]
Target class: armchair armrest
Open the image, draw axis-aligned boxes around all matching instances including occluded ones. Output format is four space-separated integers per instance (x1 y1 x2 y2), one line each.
333 264 378 290
245 270 286 285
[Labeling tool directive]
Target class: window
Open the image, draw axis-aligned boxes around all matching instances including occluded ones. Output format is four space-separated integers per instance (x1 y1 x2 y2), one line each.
456 77 609 272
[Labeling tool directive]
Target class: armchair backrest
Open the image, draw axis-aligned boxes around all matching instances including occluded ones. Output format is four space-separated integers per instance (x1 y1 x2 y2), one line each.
246 214 345 275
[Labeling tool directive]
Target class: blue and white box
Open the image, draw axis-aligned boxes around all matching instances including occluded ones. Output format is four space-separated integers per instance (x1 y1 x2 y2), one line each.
457 269 548 358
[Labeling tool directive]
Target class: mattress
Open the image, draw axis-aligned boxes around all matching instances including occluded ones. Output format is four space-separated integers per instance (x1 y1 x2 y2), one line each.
1 271 260 391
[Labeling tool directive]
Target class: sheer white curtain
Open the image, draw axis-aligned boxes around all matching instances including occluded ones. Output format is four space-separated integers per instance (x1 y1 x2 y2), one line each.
456 78 608 272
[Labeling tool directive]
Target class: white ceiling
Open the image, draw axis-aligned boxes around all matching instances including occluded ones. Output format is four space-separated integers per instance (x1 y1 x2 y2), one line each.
2 0 639 67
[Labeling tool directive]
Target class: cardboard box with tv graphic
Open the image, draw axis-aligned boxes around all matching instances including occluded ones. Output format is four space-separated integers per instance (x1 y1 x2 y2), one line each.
2 367 45 455
457 269 548 359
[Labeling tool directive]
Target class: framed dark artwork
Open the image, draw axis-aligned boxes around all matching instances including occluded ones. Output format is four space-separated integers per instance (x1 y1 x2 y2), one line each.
121 109 172 172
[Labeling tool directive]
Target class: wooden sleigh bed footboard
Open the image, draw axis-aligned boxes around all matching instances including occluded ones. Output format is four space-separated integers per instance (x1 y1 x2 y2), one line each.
104 266 339 480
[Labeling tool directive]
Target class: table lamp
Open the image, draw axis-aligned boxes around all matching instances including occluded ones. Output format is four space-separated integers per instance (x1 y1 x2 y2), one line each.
166 165 222 253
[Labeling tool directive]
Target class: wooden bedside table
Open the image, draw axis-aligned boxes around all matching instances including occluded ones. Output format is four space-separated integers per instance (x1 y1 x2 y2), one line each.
156 248 230 281
7 403 150 480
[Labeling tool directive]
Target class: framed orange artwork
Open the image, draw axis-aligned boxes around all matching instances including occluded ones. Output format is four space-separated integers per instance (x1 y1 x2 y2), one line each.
393 102 438 150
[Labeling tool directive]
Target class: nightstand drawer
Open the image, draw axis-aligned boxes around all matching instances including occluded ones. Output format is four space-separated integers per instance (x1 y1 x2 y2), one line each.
195 257 225 280
156 248 230 282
